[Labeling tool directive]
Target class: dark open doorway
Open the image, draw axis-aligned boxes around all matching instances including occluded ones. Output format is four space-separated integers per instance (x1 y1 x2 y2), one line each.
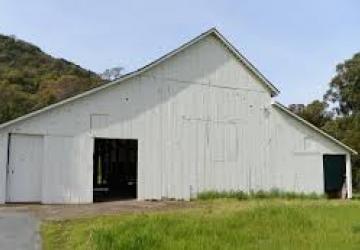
93 138 138 202
323 154 346 198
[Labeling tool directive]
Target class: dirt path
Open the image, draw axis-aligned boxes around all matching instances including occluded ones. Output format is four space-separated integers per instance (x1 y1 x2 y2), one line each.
0 200 194 221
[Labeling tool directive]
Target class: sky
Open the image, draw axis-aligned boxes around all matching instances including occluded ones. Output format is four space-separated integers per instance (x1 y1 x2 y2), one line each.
0 0 359 105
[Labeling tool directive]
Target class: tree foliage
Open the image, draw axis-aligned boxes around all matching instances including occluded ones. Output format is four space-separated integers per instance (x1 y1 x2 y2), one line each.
289 100 332 128
0 34 105 124
324 53 360 115
101 67 124 81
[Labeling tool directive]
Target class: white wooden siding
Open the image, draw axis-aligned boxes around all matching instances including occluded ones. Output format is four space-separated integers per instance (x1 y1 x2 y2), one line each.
0 34 353 203
270 106 351 195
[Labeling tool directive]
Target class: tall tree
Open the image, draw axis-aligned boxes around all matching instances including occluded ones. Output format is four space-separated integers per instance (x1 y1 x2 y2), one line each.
324 53 360 115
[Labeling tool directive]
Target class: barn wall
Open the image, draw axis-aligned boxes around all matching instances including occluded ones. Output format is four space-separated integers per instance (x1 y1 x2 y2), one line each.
41 135 93 204
0 34 353 203
143 34 273 197
0 34 274 203
269 106 351 194
143 35 269 92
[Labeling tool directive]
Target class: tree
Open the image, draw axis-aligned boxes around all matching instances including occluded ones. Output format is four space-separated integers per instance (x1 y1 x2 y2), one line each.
324 53 360 115
101 67 124 81
289 100 333 128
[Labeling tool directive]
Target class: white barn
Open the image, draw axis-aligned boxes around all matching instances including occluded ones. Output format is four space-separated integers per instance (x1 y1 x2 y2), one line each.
0 28 356 204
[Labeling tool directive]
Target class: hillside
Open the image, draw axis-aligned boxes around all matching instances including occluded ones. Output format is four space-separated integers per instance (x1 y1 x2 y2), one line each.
0 34 105 124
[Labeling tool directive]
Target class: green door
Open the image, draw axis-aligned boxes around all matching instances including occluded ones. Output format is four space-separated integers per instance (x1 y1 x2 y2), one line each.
323 155 346 193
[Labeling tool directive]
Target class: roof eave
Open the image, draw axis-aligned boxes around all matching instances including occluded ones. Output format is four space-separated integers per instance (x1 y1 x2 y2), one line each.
209 28 280 96
273 101 358 155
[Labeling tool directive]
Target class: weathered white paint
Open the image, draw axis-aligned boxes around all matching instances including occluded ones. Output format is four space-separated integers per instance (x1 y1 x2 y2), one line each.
270 104 352 195
7 134 43 202
41 135 92 204
0 30 355 203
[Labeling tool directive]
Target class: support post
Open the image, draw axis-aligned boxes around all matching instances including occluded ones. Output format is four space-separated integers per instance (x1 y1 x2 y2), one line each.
346 154 352 199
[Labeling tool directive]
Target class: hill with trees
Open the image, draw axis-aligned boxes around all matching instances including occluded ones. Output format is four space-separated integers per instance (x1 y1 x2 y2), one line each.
0 34 105 124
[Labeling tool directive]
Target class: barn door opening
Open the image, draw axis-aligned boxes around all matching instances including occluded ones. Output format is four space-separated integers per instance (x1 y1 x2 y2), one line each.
93 138 138 202
323 154 346 198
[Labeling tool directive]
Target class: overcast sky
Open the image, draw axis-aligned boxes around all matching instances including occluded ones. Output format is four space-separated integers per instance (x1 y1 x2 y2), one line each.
1 0 359 104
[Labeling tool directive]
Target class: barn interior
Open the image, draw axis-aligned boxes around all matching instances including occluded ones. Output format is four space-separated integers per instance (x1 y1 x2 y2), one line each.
323 154 346 198
93 138 138 202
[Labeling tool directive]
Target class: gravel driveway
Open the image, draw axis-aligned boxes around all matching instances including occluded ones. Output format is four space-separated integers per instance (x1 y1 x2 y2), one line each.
0 212 40 250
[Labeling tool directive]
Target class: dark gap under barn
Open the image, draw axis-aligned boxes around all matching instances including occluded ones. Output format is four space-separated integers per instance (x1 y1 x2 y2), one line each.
93 138 138 202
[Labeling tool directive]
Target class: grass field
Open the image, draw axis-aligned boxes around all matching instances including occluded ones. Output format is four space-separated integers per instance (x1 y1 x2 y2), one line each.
42 199 360 250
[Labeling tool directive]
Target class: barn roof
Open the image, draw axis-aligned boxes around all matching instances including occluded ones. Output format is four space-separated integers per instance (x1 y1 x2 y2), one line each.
273 101 357 155
0 28 279 130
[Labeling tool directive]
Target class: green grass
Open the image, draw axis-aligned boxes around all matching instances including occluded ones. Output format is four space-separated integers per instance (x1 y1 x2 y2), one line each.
197 189 324 200
42 199 360 250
